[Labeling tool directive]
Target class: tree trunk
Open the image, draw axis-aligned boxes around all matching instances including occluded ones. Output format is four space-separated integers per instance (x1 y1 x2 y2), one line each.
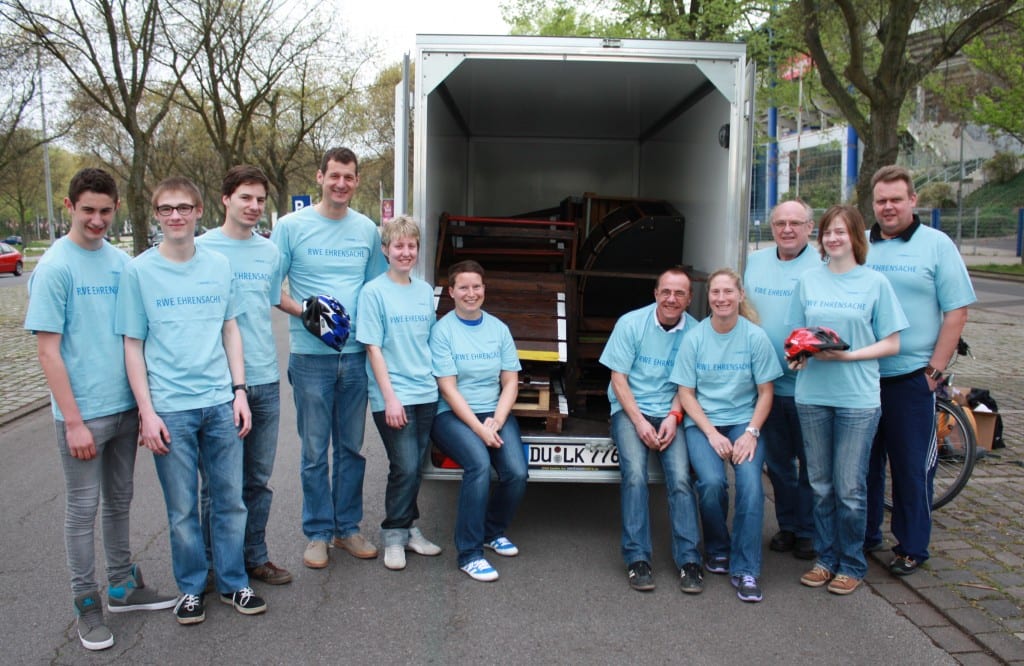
854 100 903 223
129 146 151 257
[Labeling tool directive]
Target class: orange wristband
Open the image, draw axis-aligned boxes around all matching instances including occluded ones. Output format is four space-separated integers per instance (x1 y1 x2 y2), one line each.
669 410 683 424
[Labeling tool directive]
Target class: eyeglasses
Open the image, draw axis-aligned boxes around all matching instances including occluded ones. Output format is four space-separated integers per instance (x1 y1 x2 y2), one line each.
771 219 811 229
154 204 196 217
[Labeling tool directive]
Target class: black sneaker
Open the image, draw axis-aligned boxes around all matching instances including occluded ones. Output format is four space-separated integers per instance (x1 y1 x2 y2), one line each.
220 587 267 615
888 555 921 576
173 593 205 625
679 562 704 594
627 561 655 591
731 574 763 603
769 530 796 552
793 537 817 560
704 555 729 575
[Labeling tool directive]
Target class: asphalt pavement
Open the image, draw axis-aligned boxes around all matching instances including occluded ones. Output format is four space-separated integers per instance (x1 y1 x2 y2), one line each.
1 249 1023 663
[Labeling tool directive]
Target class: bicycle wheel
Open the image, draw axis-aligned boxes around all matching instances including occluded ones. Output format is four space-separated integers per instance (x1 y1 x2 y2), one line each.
882 398 977 511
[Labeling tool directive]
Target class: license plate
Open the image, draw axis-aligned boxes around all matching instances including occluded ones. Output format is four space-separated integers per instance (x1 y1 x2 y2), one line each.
526 443 619 469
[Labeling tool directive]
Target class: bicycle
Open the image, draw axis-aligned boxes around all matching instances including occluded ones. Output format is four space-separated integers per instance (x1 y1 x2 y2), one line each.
884 339 977 511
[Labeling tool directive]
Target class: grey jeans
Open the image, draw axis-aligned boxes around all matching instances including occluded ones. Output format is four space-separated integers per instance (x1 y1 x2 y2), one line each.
56 409 138 596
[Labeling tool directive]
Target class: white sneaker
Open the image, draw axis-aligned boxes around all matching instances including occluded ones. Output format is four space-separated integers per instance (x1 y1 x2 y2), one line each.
460 558 499 582
383 544 407 570
406 527 442 556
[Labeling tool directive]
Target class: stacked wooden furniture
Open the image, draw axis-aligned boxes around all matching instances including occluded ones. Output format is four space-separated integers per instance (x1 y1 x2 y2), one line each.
434 214 575 432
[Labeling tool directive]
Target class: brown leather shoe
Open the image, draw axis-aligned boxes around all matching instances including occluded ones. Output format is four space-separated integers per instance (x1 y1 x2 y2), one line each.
827 574 861 595
247 561 293 585
332 533 379 559
799 565 833 588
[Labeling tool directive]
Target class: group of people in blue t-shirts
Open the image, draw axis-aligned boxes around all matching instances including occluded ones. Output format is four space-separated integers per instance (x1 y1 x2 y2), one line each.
31 151 976 654
603 165 975 603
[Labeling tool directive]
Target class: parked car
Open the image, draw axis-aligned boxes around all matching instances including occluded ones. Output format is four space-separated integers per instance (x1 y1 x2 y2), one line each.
0 242 23 276
3 235 23 246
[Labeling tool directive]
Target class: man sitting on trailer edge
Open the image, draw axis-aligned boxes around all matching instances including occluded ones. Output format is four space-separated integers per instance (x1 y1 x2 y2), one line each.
599 267 703 593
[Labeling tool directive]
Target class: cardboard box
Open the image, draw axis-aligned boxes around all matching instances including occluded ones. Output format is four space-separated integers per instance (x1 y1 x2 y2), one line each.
971 409 997 451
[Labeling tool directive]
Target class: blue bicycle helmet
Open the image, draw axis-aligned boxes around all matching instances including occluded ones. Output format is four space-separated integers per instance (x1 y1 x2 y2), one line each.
301 294 350 352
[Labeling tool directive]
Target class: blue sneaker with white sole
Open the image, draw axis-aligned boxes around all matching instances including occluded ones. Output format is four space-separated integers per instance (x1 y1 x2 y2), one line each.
460 558 499 582
484 537 519 557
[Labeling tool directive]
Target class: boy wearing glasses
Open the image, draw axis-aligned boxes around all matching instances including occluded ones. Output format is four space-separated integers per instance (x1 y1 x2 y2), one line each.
116 177 266 625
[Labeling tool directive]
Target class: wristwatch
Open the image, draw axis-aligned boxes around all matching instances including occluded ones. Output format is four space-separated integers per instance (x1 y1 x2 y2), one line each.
924 365 943 381
232 384 248 394
745 426 760 438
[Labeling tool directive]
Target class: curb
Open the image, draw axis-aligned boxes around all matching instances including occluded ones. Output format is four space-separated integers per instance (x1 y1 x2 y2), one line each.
968 269 1024 283
0 398 50 428
867 549 1021 663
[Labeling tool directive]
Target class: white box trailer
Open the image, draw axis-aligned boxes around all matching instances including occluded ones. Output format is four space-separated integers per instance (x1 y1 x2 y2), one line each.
397 35 756 482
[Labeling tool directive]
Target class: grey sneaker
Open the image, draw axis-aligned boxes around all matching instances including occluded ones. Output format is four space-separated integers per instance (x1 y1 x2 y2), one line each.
107 564 177 613
74 592 113 650
406 527 442 556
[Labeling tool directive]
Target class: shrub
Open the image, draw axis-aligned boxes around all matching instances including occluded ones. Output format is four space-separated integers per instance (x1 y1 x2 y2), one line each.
983 152 1020 184
917 182 957 208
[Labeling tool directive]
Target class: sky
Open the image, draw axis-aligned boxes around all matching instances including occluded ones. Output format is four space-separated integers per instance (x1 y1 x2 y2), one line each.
335 0 511 67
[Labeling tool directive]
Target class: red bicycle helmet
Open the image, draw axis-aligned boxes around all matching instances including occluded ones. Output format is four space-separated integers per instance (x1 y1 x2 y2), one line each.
784 326 850 362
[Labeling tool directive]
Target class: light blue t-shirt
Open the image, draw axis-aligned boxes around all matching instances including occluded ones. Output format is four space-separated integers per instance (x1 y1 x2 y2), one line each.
670 316 783 427
744 244 822 397
866 223 975 376
787 264 908 409
271 205 387 355
114 245 241 413
429 310 521 414
356 273 438 411
24 237 135 421
599 302 698 417
196 228 283 386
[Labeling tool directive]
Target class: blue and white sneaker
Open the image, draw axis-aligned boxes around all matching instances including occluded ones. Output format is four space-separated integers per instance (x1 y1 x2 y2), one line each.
731 574 763 603
460 558 499 582
484 537 519 557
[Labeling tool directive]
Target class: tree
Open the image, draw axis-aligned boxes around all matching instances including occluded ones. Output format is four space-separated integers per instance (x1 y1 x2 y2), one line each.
249 55 366 217
960 14 1024 144
2 0 198 254
502 0 768 40
791 1 1022 216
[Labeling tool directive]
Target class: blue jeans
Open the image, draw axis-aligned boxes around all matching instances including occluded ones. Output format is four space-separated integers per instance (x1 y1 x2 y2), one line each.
288 353 369 541
685 424 765 577
612 411 701 568
431 410 528 566
201 382 281 568
154 402 247 595
373 402 438 547
797 403 880 579
56 409 138 596
866 373 937 562
762 396 814 538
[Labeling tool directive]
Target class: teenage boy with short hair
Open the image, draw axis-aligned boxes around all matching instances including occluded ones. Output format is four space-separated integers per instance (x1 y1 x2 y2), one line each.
25 168 176 650
197 165 291 585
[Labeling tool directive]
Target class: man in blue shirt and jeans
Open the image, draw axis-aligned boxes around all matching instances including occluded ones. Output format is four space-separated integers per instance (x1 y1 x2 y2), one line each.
599 267 703 593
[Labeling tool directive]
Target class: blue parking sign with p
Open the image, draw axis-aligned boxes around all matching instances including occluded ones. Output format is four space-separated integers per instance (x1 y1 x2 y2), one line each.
292 195 312 212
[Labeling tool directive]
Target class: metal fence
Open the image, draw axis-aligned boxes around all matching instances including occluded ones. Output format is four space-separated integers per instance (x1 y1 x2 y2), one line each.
749 207 1023 257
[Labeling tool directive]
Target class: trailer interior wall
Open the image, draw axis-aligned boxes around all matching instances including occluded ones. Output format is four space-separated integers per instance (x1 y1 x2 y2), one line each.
421 97 468 279
640 91 739 275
